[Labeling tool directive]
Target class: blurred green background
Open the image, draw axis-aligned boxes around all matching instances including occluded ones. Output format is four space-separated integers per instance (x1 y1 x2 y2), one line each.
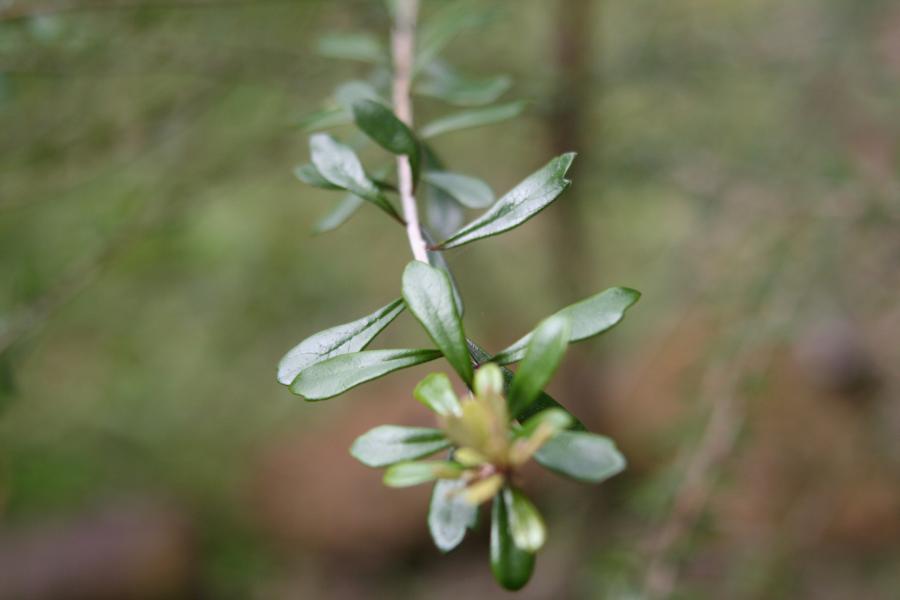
1 0 899 598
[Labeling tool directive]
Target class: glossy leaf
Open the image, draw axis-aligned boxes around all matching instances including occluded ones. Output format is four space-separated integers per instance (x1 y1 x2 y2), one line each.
490 492 535 591
429 478 478 552
435 153 575 250
494 287 641 364
277 299 405 385
312 194 364 234
508 315 571 416
350 425 450 467
535 431 626 483
316 33 385 63
290 348 441 401
424 171 494 209
383 460 463 487
414 373 462 416
352 99 420 181
420 100 526 139
402 261 473 385
504 487 546 552
309 133 402 222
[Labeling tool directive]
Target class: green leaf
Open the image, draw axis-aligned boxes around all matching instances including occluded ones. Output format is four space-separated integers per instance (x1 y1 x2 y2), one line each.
351 99 420 181
312 194 364 234
508 315 571 416
350 426 450 468
309 133 402 223
316 33 385 63
294 106 351 132
466 338 585 429
534 431 626 483
424 171 494 209
420 100 526 139
277 299 405 385
425 184 465 239
494 287 641 364
402 261 473 386
490 491 535 591
516 408 574 439
383 460 463 487
423 229 464 317
294 164 341 190
435 153 575 250
414 373 462 416
416 62 511 106
290 348 441 400
415 1 494 71
429 478 478 552
503 487 546 552
333 81 383 112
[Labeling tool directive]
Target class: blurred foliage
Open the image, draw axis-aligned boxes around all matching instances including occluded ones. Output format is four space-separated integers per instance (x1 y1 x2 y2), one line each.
1 0 899 598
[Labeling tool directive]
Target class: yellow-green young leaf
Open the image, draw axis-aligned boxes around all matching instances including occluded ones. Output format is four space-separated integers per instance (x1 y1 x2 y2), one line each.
420 100 526 139
312 194 364 234
428 478 478 552
351 100 420 181
402 261 473 386
517 408 573 439
414 373 462 416
424 171 495 209
435 153 575 250
466 338 586 429
383 460 463 487
316 33 385 63
535 431 626 483
278 299 405 385
503 487 546 552
308 133 402 223
290 349 441 401
350 426 449 468
473 362 504 398
490 492 535 591
508 315 571 416
494 287 641 364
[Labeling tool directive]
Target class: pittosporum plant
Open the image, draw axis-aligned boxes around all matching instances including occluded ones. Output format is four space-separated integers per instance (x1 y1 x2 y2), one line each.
277 0 640 591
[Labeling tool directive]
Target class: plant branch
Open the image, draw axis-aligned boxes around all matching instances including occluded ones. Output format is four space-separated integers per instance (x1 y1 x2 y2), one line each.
391 0 429 263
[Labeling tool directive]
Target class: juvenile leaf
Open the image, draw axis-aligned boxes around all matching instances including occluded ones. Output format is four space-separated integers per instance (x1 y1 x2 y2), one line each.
508 315 571 416
420 100 526 139
290 348 441 400
352 99 420 180
312 194 364 234
429 478 478 552
309 133 402 222
534 431 626 483
350 426 450 467
414 373 462 416
466 338 585 429
490 491 535 591
436 153 575 250
316 33 385 63
424 171 495 209
503 487 546 552
516 408 574 439
494 287 641 364
383 460 463 487
402 261 473 385
277 299 405 385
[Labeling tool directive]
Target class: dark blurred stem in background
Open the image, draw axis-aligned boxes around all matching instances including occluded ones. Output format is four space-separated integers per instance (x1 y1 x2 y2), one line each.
546 0 594 301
